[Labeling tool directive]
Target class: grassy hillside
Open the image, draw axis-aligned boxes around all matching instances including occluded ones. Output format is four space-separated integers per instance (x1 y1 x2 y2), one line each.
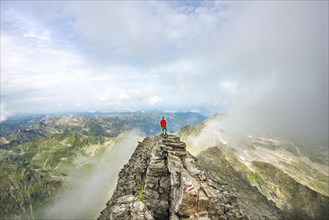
1 111 206 147
0 131 110 219
0 161 62 219
0 111 206 219
251 161 329 219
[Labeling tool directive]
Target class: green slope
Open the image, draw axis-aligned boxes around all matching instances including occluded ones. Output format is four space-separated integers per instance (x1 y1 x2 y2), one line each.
197 147 285 219
251 161 329 219
0 131 109 219
177 113 329 219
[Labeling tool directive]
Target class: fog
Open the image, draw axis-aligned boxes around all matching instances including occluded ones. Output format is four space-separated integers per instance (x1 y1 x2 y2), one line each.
2 2 327 139
36 130 143 219
215 2 328 147
181 2 328 150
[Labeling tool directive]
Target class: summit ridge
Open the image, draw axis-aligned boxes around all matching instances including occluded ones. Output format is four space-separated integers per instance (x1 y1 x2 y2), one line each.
98 135 247 220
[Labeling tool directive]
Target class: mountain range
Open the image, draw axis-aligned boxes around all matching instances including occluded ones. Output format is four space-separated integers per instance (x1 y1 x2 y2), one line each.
0 111 328 219
0 111 206 219
177 113 329 219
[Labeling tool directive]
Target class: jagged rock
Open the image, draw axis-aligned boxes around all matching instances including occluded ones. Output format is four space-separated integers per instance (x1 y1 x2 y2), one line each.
131 201 154 220
98 135 247 220
117 195 135 204
103 194 154 220
185 157 201 177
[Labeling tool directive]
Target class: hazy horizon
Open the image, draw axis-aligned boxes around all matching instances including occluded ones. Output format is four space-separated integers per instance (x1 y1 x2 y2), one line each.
0 108 211 118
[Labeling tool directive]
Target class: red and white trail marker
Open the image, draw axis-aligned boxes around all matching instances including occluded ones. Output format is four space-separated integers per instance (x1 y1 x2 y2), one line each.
187 183 194 192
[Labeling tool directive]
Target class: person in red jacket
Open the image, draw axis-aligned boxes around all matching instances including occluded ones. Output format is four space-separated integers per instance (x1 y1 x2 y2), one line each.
160 116 167 135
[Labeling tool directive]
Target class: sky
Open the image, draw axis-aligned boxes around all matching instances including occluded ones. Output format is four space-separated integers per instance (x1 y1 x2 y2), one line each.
0 1 328 144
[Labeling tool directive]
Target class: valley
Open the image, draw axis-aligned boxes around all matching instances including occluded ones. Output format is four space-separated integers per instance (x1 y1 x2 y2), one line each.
0 111 205 219
1 111 328 219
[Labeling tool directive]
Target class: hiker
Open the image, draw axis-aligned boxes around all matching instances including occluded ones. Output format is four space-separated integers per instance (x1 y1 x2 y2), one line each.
160 116 167 135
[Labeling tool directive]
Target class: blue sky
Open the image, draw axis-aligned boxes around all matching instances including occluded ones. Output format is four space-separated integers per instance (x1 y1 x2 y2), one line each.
1 1 328 144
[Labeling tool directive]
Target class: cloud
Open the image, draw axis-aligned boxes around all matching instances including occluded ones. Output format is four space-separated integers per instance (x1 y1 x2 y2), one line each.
99 90 163 108
37 131 144 219
208 2 328 146
219 81 239 95
1 34 90 106
1 1 227 112
190 108 201 113
119 93 131 101
0 103 12 122
99 91 133 105
1 2 52 47
149 96 162 105
63 1 231 66
1 1 328 145
64 1 167 65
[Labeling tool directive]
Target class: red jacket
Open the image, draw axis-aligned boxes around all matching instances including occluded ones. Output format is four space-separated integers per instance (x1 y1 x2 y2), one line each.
160 119 166 127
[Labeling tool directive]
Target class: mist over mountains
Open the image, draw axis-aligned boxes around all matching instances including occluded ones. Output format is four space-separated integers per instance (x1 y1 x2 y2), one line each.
1 1 328 219
1 110 328 219
177 113 329 219
0 111 206 219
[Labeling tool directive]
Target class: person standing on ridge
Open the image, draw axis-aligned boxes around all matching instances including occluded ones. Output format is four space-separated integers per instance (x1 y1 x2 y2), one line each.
160 116 167 135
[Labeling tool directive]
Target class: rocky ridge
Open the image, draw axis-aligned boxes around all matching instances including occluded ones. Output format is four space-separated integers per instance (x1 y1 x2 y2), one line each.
98 135 247 219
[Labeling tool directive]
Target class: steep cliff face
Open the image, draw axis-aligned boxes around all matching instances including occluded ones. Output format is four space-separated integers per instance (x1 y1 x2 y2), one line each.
98 135 247 220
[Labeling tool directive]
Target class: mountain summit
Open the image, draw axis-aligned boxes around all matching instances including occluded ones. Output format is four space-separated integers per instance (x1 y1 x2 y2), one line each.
98 135 247 220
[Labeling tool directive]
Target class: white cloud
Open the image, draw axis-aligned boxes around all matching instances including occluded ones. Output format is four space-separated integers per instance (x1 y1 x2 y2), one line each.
100 90 138 105
1 2 225 112
219 81 239 95
190 108 201 113
57 104 62 107
149 96 162 105
119 93 131 101
99 92 112 104
100 90 162 107
1 34 89 93
1 1 327 145
75 103 82 107
211 2 329 145
0 103 12 122
63 1 231 66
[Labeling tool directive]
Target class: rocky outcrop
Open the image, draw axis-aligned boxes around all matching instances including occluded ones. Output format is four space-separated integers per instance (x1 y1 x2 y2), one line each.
98 135 247 220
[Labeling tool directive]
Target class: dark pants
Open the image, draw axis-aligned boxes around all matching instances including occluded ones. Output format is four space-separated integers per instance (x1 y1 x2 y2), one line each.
161 126 167 134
